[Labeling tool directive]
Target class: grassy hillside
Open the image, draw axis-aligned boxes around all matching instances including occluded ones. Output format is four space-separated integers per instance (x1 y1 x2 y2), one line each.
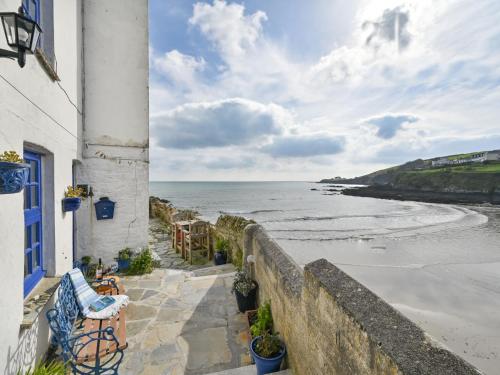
394 170 500 193
321 151 500 194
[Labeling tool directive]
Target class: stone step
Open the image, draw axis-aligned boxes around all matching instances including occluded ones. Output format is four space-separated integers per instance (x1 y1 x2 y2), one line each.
206 365 291 375
187 263 236 278
206 365 256 375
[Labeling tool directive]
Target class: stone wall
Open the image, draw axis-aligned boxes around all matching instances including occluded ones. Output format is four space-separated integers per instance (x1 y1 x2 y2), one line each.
0 0 81 371
214 215 255 269
76 0 149 264
243 223 481 375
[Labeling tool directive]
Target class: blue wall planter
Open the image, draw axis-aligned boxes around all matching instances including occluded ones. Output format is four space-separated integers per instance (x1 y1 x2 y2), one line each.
62 197 81 212
0 162 30 194
95 197 115 220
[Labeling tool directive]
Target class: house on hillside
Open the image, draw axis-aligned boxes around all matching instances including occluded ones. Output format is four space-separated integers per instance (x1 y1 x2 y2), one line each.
0 0 149 373
431 150 500 167
486 150 500 161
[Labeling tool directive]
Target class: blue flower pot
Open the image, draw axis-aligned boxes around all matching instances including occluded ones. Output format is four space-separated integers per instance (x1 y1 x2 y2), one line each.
0 162 30 194
63 197 81 212
250 336 286 375
214 251 227 266
117 258 130 271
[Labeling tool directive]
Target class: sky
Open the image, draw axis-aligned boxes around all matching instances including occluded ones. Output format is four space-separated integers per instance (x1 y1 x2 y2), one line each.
149 0 500 181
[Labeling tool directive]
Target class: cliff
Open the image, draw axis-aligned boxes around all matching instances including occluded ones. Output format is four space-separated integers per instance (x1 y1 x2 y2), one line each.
320 153 500 204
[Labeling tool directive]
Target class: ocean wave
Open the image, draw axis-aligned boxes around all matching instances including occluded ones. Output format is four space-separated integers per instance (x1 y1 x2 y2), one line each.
219 209 284 215
267 213 409 222
268 228 372 233
273 236 374 242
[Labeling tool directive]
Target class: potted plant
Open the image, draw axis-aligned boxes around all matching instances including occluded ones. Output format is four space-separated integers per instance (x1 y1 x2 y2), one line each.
214 238 229 265
250 301 273 338
250 332 286 375
127 248 155 275
117 247 132 271
232 270 258 313
62 185 84 212
0 151 30 194
80 255 93 274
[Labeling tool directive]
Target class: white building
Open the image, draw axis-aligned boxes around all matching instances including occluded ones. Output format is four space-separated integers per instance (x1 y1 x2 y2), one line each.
431 150 500 167
0 0 149 373
486 150 500 161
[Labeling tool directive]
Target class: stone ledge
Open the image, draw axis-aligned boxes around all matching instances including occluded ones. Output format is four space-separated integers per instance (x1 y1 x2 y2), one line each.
304 259 481 375
250 225 303 298
21 277 60 329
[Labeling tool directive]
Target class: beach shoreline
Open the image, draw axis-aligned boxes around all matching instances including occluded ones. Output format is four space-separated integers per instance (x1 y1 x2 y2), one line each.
339 185 500 205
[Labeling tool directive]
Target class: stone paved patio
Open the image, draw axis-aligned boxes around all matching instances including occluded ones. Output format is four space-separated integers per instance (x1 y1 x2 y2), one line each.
119 220 252 375
149 218 210 271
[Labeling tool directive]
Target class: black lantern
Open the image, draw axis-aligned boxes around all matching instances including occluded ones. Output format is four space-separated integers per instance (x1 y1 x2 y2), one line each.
0 7 41 67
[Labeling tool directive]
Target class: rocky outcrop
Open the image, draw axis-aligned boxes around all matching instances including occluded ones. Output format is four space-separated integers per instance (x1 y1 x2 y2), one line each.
149 196 199 224
343 185 500 205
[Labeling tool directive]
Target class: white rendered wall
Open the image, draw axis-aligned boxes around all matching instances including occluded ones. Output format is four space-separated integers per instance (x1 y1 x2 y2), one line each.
75 0 149 264
0 0 82 372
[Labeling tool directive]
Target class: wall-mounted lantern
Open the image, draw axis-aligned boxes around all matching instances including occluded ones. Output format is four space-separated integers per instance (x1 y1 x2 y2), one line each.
0 7 42 67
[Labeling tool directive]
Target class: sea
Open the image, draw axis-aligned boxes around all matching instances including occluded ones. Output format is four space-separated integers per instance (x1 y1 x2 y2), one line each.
150 181 500 374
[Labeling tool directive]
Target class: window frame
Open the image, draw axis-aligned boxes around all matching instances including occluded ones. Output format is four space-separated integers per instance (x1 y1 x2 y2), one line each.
23 150 45 297
22 0 40 23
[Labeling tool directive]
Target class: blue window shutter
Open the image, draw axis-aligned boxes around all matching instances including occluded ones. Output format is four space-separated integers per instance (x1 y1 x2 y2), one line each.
39 0 55 68
22 0 39 22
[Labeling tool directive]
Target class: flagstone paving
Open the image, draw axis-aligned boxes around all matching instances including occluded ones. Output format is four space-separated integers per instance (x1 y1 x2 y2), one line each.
148 218 211 271
120 266 252 375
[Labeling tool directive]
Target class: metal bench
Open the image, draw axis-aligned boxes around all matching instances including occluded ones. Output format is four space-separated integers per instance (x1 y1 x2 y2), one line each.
46 273 127 374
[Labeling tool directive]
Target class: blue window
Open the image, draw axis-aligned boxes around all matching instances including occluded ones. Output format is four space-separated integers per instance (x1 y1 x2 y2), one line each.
23 0 56 69
23 151 44 297
22 0 40 23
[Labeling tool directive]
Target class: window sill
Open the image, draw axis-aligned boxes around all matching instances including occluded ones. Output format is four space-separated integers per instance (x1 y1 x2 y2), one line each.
35 48 60 82
21 277 60 329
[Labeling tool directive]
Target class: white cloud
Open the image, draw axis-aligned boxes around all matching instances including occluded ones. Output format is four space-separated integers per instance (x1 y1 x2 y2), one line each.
261 134 346 158
189 0 267 61
153 49 206 87
363 114 419 139
149 0 500 180
151 98 291 149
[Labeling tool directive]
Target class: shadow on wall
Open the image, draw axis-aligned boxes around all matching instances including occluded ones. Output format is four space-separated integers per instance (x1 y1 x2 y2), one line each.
4 322 39 375
179 275 246 375
4 295 54 375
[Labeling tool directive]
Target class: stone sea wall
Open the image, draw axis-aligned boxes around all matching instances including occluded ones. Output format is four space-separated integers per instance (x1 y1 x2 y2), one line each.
149 199 481 375
242 224 481 375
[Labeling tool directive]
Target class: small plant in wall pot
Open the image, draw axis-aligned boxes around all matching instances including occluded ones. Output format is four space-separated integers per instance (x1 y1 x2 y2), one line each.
62 185 84 212
0 151 30 194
